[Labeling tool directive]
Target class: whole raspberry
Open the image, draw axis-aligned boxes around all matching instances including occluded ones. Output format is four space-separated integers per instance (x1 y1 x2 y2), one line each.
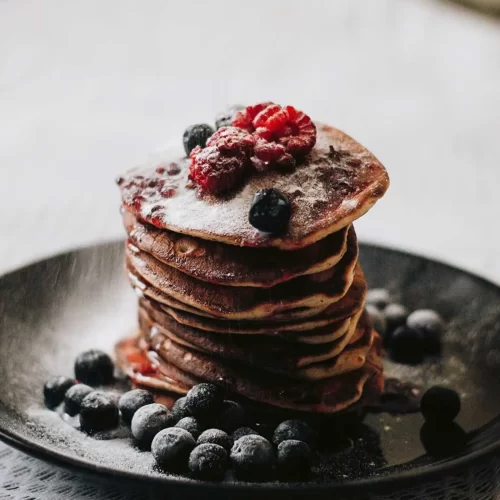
232 102 275 132
253 138 295 169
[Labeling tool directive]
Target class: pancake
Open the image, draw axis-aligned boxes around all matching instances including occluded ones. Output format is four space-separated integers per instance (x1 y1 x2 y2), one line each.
123 210 351 288
125 226 358 320
118 123 389 250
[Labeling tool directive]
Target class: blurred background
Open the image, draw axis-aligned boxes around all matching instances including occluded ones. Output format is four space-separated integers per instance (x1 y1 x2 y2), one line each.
1 0 499 281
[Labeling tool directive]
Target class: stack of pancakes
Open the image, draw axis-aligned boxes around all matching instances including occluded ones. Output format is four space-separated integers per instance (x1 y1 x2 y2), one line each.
116 123 390 416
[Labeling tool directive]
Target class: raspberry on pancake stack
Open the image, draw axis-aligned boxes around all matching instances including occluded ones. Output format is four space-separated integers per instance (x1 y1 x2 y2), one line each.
116 102 390 418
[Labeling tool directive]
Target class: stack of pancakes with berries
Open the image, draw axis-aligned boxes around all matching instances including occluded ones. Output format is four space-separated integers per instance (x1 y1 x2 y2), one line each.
116 102 390 419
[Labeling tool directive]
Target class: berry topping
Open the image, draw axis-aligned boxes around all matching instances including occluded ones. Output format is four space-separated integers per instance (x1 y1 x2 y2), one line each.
384 303 409 336
272 420 314 448
215 400 247 433
248 188 291 234
215 104 245 130
230 434 276 481
79 392 119 433
74 349 114 386
365 304 387 337
407 309 444 354
188 443 228 480
175 416 204 439
152 427 196 472
171 396 192 422
43 376 76 409
420 421 467 457
421 386 461 423
233 102 316 156
118 389 155 424
277 440 312 480
253 138 295 170
366 288 391 310
198 429 233 451
131 403 174 449
64 384 94 416
185 383 224 420
390 325 425 364
183 124 215 156
232 427 259 441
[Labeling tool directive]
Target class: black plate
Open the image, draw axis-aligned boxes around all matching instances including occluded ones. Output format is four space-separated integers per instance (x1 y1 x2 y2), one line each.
1 241 500 498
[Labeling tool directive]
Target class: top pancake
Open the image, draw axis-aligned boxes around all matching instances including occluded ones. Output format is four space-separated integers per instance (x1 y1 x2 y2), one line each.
118 123 389 250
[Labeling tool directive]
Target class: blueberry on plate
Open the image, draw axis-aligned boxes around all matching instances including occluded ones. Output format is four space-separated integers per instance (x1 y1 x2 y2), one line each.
43 376 76 409
390 325 425 364
232 427 259 441
365 304 387 337
64 384 94 416
175 416 204 439
407 309 444 354
79 392 119 433
152 427 196 472
119 389 155 424
183 124 215 156
197 429 233 451
189 443 228 480
273 419 314 448
420 421 467 457
185 383 224 420
366 288 391 310
215 400 247 433
215 105 245 129
170 396 191 422
131 403 175 449
74 349 114 386
230 434 276 481
384 303 408 336
277 440 312 480
421 386 461 423
249 189 291 234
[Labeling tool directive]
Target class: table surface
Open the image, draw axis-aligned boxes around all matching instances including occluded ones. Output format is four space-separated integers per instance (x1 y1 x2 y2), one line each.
1 0 500 498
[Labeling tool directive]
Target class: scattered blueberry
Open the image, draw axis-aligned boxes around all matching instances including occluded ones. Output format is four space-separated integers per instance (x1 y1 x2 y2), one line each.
183 124 215 156
407 309 444 354
119 389 155 424
215 400 247 433
175 416 204 439
185 383 224 420
232 427 259 441
230 434 276 481
152 427 196 472
420 421 467 457
64 384 94 416
249 189 291 234
131 403 174 449
384 303 408 336
365 304 387 336
366 288 391 310
79 392 119 433
171 396 191 422
74 349 114 386
189 443 228 480
215 105 245 129
273 420 314 448
277 440 312 480
197 429 233 451
43 376 76 409
390 325 425 364
421 386 461 423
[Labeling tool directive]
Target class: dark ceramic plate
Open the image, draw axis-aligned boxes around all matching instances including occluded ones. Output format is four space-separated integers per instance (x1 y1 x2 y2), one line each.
1 241 500 498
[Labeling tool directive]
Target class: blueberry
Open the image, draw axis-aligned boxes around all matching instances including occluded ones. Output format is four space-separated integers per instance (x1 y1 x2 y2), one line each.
384 303 408 336
273 420 314 448
175 416 204 439
189 443 228 480
64 384 94 416
131 403 174 449
185 383 224 420
230 435 276 480
79 392 119 433
198 429 233 451
183 124 215 156
420 421 467 457
74 349 114 386
366 288 390 310
365 304 387 337
407 309 444 354
215 400 247 433
421 386 460 423
390 325 425 364
171 396 191 422
232 427 259 441
277 440 312 480
43 376 76 409
152 427 196 472
119 389 155 424
249 189 291 234
215 105 245 129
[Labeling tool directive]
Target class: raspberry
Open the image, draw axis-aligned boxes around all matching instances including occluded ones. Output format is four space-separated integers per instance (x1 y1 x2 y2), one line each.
206 127 255 153
232 102 275 131
253 139 295 169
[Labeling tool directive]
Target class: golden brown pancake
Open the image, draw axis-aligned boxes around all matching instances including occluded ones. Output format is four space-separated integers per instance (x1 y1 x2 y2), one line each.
123 210 351 288
118 123 389 250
